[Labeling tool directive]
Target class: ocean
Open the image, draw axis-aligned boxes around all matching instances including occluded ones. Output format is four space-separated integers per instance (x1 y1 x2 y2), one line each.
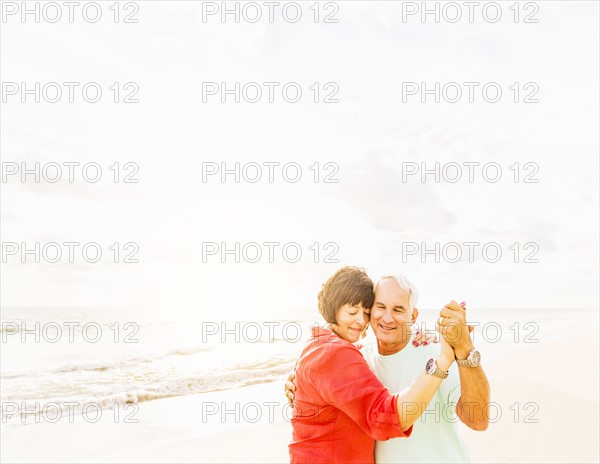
1 305 597 427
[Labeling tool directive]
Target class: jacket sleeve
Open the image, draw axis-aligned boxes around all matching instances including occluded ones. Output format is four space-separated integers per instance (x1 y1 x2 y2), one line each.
310 342 413 441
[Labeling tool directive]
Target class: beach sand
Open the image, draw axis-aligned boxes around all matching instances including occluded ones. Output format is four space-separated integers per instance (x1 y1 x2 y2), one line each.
2 327 598 463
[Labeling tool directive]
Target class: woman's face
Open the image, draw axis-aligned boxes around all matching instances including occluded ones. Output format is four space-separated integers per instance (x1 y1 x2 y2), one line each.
333 303 370 343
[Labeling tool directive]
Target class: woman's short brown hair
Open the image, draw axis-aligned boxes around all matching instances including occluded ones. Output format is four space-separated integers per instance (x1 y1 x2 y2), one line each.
318 266 375 324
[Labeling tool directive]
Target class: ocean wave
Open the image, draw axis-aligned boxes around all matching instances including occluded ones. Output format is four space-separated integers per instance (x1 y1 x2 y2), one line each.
1 345 215 380
1 356 296 425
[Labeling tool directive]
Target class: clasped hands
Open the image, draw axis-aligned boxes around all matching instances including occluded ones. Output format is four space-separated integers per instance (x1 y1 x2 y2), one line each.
437 300 475 363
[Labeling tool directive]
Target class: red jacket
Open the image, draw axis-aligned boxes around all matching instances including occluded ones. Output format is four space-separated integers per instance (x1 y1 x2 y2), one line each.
289 326 412 463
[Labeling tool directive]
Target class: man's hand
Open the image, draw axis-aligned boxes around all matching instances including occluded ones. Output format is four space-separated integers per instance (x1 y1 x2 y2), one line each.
438 300 474 360
285 371 296 406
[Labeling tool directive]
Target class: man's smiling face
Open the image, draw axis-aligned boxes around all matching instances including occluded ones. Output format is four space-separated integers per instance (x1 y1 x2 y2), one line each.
370 277 418 350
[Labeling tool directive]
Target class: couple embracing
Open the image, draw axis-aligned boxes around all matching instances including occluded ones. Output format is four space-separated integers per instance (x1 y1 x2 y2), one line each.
286 267 490 464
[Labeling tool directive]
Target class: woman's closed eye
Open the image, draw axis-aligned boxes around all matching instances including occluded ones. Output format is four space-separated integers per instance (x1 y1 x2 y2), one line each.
348 308 368 316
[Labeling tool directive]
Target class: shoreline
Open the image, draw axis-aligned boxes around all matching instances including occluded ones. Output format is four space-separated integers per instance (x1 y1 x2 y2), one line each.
2 327 598 463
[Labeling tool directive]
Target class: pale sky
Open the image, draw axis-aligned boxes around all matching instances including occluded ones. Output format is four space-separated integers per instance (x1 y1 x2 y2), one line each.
1 1 598 322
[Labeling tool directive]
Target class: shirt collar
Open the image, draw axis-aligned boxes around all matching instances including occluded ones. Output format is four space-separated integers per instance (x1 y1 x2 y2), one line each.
311 326 333 338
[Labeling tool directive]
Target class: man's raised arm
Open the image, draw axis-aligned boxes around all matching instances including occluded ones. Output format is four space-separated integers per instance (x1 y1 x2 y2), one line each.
438 300 491 431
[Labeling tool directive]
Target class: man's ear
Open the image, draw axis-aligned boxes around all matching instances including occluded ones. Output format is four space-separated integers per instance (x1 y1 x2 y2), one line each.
411 307 419 324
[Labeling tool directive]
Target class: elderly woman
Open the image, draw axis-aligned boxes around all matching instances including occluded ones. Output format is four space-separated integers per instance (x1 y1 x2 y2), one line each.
289 267 455 464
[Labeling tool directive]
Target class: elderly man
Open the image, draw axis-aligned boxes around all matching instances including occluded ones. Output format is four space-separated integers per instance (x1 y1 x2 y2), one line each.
286 274 490 463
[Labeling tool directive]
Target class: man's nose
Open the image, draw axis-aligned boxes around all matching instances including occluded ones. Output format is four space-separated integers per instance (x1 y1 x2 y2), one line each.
381 310 394 323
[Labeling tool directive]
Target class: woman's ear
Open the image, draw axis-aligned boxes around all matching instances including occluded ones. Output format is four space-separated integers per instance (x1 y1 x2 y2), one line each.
411 307 419 324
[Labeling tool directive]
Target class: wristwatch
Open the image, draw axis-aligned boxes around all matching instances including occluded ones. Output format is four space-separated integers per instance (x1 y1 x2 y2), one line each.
456 348 481 368
425 358 449 379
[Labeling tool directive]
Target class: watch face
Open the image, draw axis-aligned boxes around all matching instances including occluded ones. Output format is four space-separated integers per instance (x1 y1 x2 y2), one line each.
426 358 435 373
471 350 481 365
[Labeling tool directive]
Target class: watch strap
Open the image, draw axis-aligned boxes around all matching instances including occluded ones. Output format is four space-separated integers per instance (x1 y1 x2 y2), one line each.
456 349 480 367
427 359 449 379
456 358 475 367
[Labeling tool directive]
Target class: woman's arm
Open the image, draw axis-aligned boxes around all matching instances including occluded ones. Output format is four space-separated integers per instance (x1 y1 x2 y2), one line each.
311 335 455 439
395 336 455 430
